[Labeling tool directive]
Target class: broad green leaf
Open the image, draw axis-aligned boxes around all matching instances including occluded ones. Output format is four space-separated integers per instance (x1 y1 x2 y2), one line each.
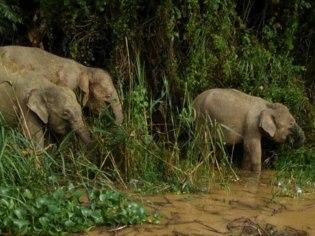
23 189 33 200
36 197 50 207
65 219 75 227
13 219 29 229
14 208 26 219
91 210 104 224
81 208 92 217
73 189 84 200
0 187 10 195
39 217 49 227
0 198 15 209
53 189 65 200
89 189 100 201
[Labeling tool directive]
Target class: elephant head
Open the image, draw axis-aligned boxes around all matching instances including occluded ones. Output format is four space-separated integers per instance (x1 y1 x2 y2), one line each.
79 68 123 125
259 103 305 148
26 86 92 147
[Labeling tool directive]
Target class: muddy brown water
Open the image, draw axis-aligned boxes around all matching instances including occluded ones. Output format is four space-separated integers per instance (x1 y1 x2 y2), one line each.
86 171 315 236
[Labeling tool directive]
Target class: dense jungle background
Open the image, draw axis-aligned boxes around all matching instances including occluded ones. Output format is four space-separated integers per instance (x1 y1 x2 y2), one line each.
0 0 315 234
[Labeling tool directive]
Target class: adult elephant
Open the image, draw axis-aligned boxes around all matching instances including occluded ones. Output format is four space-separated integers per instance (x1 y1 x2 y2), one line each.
0 45 123 125
193 88 305 172
0 66 93 148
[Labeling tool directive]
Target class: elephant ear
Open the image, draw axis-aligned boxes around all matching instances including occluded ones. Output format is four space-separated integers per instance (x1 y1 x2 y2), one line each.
27 89 49 124
78 71 90 107
259 108 276 138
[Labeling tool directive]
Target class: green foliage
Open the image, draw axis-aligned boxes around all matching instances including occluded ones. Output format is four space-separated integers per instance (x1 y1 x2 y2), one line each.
111 0 143 44
235 41 307 113
178 0 237 93
0 127 49 188
0 0 23 34
0 125 149 234
274 146 315 186
0 186 148 235
128 56 149 131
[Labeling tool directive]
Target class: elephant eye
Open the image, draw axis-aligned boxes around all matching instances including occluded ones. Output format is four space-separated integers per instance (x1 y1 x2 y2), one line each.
62 109 72 120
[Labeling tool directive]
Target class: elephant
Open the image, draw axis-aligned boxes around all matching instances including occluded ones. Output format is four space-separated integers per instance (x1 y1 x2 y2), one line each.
0 45 123 125
192 88 305 172
0 66 93 148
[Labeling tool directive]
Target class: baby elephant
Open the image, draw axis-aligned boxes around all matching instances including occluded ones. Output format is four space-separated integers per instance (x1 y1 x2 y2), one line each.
0 67 93 149
193 88 305 172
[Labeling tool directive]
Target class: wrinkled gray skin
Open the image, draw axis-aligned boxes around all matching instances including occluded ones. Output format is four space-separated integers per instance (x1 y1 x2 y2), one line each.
193 88 305 172
0 67 92 148
0 45 123 125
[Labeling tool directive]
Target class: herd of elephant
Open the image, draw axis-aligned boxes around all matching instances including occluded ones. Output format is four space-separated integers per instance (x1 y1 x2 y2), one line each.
0 45 305 172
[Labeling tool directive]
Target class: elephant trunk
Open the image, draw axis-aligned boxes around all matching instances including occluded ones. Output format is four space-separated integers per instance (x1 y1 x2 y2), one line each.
290 124 305 149
111 90 123 125
72 121 93 149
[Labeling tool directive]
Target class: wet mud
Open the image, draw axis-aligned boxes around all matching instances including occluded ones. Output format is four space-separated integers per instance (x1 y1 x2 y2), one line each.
87 171 315 235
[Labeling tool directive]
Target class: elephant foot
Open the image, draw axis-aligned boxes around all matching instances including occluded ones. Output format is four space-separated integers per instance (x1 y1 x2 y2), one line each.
242 160 261 172
241 160 252 171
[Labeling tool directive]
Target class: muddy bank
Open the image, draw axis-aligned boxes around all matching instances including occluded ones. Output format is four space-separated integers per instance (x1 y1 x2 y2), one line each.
87 171 315 235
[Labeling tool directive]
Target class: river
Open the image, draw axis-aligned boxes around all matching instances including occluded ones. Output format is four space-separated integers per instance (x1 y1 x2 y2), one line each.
86 171 315 235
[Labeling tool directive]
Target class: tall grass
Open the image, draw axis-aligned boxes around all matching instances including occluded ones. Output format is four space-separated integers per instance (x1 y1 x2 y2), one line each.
88 54 236 193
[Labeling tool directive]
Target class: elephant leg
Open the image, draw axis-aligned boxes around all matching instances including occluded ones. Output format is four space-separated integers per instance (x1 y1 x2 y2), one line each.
19 111 45 147
242 137 262 172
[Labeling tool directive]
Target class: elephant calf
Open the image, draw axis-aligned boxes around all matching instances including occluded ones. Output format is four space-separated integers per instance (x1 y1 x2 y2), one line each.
0 66 93 149
193 88 305 172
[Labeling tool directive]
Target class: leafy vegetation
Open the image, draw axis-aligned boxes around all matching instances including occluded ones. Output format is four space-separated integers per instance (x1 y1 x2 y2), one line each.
274 146 315 192
0 187 148 235
0 125 149 234
0 0 315 234
0 0 23 34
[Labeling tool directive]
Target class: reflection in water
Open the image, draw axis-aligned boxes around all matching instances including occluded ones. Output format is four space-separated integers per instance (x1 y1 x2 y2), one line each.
87 171 315 236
